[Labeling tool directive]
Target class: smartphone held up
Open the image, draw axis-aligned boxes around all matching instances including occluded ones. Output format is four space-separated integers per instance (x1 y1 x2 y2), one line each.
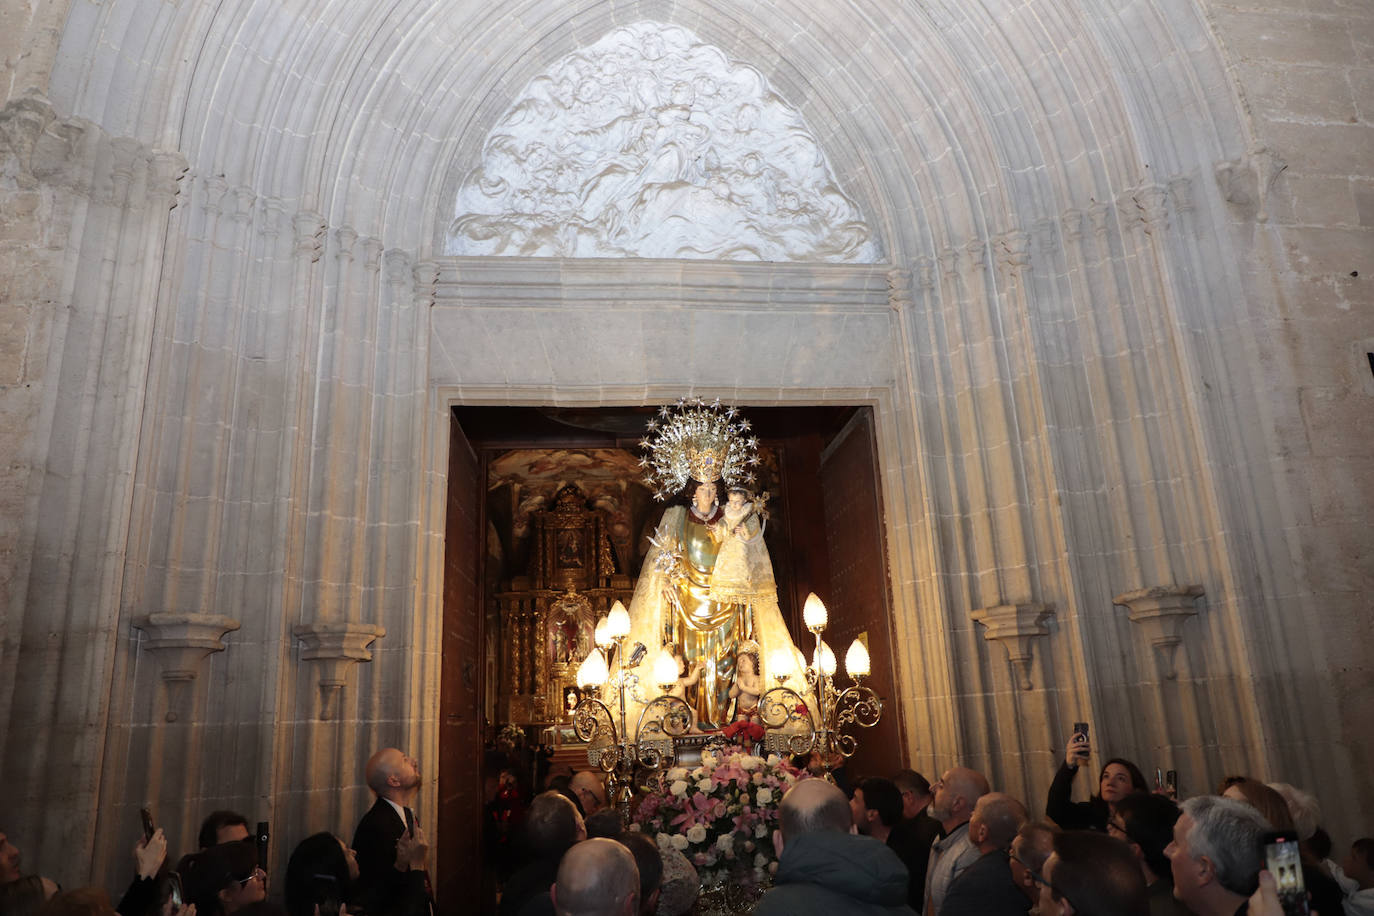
1262 830 1310 916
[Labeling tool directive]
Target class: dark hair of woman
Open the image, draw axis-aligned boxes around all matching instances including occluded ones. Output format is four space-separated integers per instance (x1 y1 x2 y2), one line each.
1099 758 1150 796
283 833 353 916
1 876 52 916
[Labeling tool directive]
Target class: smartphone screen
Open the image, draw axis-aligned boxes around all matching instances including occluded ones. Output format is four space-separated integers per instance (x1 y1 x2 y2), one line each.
1071 721 1089 759
167 872 183 909
140 808 156 842
1263 831 1310 916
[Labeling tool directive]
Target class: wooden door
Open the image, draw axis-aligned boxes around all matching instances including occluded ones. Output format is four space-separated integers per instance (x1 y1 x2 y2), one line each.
818 409 904 779
438 411 488 912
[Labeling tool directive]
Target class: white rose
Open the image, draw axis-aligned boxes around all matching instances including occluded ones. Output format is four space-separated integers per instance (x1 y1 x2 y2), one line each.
666 767 688 781
766 754 781 767
756 787 773 805
716 833 734 852
686 824 708 844
656 833 672 849
697 777 714 793
752 772 764 785
754 852 768 867
670 833 689 851
670 779 689 797
754 823 768 838
701 751 719 768
740 755 763 770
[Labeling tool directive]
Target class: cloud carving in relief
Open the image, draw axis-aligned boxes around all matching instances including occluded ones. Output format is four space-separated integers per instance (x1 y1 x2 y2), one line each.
446 21 879 262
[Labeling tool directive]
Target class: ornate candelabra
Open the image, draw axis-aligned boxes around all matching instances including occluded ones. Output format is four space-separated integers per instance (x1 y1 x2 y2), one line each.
756 593 883 768
573 601 693 822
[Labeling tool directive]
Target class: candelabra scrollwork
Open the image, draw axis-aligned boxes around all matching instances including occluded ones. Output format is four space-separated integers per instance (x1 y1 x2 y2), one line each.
762 593 884 768
757 685 816 757
827 682 884 757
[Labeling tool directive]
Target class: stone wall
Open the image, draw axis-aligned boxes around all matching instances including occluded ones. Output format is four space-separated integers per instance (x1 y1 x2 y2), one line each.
0 0 1369 894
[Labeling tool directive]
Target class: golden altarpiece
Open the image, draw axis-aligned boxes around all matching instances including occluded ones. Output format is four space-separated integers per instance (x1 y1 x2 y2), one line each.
495 484 634 727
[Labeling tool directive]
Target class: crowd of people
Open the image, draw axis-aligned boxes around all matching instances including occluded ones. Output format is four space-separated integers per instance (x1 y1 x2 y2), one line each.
3 729 1372 916
0 747 432 916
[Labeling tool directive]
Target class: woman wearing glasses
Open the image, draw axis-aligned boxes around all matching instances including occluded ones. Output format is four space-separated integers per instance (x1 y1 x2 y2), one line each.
182 839 266 916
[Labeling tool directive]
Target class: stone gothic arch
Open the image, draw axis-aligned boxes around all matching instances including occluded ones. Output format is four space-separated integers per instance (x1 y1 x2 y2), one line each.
1 0 1368 894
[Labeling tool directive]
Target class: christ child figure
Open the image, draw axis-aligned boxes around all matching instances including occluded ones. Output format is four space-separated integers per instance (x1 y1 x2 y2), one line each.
710 487 766 603
728 645 763 722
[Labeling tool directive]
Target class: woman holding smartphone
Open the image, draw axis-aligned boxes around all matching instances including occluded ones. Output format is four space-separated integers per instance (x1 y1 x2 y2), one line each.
1046 725 1150 832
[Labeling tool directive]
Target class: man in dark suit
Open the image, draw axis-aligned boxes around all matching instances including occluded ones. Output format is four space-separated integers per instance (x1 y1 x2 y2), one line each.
353 747 432 916
940 792 1031 916
889 769 942 912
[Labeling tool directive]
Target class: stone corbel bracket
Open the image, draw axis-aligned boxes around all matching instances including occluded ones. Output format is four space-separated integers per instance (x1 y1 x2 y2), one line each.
971 603 1055 690
293 622 386 720
132 613 242 722
1114 585 1204 680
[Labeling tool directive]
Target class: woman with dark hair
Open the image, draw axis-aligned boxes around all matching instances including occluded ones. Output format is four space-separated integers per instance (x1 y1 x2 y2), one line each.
283 834 358 916
0 875 59 916
180 840 266 916
1046 729 1150 831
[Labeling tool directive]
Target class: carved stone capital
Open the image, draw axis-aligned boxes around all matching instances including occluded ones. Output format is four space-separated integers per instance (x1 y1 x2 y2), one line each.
335 225 359 261
994 230 1030 275
384 249 413 286
147 153 189 210
133 613 242 721
1062 209 1086 244
362 237 385 272
293 621 386 719
412 260 440 304
230 186 256 223
971 603 1054 690
293 211 326 261
887 268 912 311
1114 584 1204 679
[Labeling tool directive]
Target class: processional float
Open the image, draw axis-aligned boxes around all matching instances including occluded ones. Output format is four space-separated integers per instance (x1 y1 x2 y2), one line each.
570 397 883 820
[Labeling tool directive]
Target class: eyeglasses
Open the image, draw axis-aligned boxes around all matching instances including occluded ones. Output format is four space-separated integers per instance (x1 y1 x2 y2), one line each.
235 867 266 888
1012 857 1079 912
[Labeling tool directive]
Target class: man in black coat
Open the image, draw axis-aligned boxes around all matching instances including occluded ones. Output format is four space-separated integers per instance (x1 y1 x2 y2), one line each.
941 792 1031 916
353 747 433 916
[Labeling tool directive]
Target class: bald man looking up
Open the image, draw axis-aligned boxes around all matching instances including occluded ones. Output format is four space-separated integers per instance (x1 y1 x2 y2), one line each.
755 778 916 916
551 837 639 916
353 747 431 916
925 766 991 916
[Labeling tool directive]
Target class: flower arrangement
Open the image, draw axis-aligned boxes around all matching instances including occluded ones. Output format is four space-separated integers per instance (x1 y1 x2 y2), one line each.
631 744 801 890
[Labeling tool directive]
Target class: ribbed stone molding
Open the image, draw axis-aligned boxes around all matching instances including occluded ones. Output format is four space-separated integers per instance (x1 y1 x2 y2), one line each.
293 622 387 720
1113 585 1205 680
970 604 1054 690
132 613 242 721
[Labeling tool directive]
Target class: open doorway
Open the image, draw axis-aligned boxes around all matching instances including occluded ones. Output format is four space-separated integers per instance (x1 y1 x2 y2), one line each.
437 404 902 909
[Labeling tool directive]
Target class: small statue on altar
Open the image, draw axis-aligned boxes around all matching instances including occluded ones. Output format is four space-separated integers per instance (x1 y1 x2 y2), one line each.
728 641 763 722
563 686 580 719
710 487 770 604
668 652 704 732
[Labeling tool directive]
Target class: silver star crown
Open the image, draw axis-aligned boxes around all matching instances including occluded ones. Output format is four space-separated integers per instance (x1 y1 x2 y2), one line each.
639 397 760 500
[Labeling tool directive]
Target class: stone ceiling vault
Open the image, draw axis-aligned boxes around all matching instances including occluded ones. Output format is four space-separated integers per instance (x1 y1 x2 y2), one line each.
45 0 1249 263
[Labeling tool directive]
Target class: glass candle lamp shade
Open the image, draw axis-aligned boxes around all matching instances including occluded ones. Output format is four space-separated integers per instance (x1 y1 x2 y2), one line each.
802 593 828 631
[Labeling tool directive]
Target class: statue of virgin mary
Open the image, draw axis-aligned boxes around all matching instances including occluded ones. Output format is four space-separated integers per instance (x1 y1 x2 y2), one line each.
611 399 808 730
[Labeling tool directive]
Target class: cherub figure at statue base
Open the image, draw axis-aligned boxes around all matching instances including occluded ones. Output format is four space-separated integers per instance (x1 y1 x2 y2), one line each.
728 641 763 724
668 652 704 733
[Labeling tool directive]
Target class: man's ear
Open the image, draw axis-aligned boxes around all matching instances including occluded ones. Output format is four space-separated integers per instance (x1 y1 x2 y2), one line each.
549 883 559 910
866 809 881 827
773 828 784 854
1060 896 1077 915
1196 855 1218 888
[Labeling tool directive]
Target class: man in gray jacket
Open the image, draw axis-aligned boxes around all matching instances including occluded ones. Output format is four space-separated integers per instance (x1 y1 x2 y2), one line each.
755 778 917 916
